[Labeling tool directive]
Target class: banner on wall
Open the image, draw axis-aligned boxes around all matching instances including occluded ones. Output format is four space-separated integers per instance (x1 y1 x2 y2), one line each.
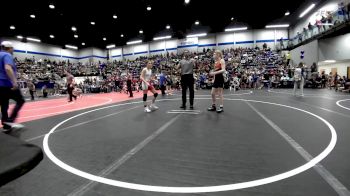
179 37 198 46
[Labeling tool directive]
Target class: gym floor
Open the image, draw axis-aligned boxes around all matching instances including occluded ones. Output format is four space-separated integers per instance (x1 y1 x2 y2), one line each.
1 89 350 196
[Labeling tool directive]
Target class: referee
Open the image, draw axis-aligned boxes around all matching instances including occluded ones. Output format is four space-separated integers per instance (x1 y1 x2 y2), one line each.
177 50 195 109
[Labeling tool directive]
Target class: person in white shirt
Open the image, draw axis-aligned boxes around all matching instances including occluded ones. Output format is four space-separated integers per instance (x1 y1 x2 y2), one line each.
293 63 305 96
248 74 253 89
140 60 159 113
230 74 240 92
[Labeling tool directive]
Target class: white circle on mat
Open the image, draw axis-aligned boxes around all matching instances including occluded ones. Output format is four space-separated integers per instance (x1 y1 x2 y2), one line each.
336 99 350 111
43 98 337 193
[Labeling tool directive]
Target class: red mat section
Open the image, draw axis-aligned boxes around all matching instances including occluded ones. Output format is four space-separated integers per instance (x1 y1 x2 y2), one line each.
5 91 159 124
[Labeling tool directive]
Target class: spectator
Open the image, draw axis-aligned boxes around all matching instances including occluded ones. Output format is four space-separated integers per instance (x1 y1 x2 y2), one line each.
303 28 308 40
310 62 317 73
321 71 327 88
28 80 36 100
293 63 305 96
42 85 48 98
321 15 327 31
334 72 340 92
159 71 166 96
308 22 314 37
297 32 303 43
337 2 347 23
279 37 284 50
263 43 267 50
126 74 133 98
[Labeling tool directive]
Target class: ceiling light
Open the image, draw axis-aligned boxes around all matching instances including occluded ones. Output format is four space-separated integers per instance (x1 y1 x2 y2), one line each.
195 21 199 25
153 35 172 41
17 36 23 39
186 33 207 38
113 15 117 19
49 4 55 9
147 6 152 11
324 60 336 63
127 40 142 45
106 44 116 49
50 35 55 38
103 37 107 41
82 43 85 46
74 35 78 38
166 25 171 29
139 30 143 34
299 3 316 18
72 26 77 31
65 45 78 50
27 37 41 42
185 0 190 4
285 11 290 16
266 24 290 28
10 25 15 30
30 14 36 19
90 22 95 25
225 27 248 32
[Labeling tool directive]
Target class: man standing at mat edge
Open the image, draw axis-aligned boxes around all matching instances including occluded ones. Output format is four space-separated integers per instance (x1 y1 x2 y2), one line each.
0 41 25 133
177 50 195 109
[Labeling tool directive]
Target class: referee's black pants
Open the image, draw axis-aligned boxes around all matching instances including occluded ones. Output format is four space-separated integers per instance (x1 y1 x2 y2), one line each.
181 74 194 107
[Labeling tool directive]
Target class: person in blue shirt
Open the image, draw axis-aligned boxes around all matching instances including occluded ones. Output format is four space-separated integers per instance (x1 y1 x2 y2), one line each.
0 41 25 133
159 71 166 96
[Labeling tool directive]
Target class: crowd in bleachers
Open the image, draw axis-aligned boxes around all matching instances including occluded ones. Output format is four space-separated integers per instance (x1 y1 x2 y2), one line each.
14 46 350 97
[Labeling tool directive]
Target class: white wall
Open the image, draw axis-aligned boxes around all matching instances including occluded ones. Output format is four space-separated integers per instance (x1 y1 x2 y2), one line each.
276 29 288 40
78 47 107 64
216 33 235 50
109 48 123 61
318 33 350 61
215 29 287 50
78 48 93 57
234 30 254 49
61 49 78 63
177 37 199 54
1 38 79 63
93 48 106 57
318 61 350 77
254 29 275 49
291 40 319 66
165 40 178 51
133 44 149 53
198 36 216 50
150 41 166 55
122 45 134 60
78 48 93 64
92 48 107 63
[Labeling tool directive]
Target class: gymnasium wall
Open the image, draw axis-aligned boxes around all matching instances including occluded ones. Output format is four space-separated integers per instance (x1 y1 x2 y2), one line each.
1 38 79 63
2 28 288 62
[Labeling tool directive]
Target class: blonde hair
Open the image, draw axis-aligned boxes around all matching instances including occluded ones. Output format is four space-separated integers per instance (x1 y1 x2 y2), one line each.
214 50 223 59
147 60 153 65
